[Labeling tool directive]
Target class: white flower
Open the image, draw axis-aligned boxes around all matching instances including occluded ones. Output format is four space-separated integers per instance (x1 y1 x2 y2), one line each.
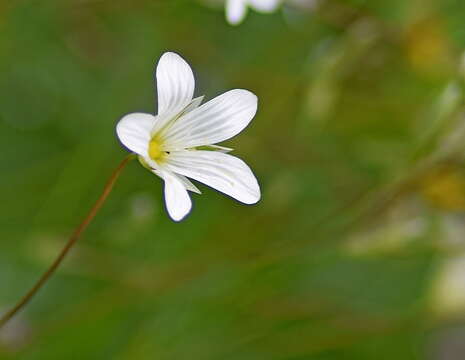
116 52 261 221
226 0 281 25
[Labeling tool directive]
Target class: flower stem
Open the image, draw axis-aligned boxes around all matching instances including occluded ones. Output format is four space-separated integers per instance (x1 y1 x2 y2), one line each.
0 154 135 329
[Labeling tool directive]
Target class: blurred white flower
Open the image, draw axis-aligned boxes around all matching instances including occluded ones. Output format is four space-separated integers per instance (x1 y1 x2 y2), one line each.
226 0 281 25
116 52 260 221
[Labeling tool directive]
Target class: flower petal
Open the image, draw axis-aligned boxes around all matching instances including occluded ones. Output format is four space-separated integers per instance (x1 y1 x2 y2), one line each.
249 0 280 12
148 159 201 194
175 174 202 194
152 96 205 138
162 89 258 150
116 113 156 156
226 0 248 25
156 52 195 120
165 150 260 204
180 96 204 115
161 170 192 221
197 144 234 153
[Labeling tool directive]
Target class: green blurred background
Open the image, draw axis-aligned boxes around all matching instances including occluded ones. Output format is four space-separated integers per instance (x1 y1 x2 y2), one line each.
2 0 465 358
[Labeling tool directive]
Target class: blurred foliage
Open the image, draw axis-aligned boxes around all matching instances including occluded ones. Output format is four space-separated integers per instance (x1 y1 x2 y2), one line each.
2 0 465 359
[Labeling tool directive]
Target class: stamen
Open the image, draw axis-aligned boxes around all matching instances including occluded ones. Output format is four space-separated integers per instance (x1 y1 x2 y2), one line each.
148 137 166 162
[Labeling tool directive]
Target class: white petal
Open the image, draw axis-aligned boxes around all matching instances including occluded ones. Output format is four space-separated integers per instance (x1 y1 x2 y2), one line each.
148 160 201 194
161 170 192 221
249 0 280 12
181 96 204 115
199 145 234 153
165 150 260 204
116 113 156 156
226 0 248 25
153 52 195 133
162 89 258 150
173 174 202 194
156 52 195 115
152 96 205 138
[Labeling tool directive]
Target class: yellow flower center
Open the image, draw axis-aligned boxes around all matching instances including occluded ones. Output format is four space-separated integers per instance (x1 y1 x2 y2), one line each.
148 137 165 162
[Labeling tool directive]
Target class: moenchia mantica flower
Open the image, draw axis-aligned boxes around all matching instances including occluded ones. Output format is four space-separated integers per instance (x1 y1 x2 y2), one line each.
116 52 261 221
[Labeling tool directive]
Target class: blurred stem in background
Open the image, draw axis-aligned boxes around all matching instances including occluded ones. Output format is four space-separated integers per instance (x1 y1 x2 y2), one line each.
0 154 135 329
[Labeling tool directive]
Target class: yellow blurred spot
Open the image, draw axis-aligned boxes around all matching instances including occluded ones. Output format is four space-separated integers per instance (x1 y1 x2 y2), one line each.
421 166 465 211
404 17 452 76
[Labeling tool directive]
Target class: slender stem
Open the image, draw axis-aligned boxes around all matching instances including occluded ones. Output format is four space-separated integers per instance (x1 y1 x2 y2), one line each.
0 154 135 329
